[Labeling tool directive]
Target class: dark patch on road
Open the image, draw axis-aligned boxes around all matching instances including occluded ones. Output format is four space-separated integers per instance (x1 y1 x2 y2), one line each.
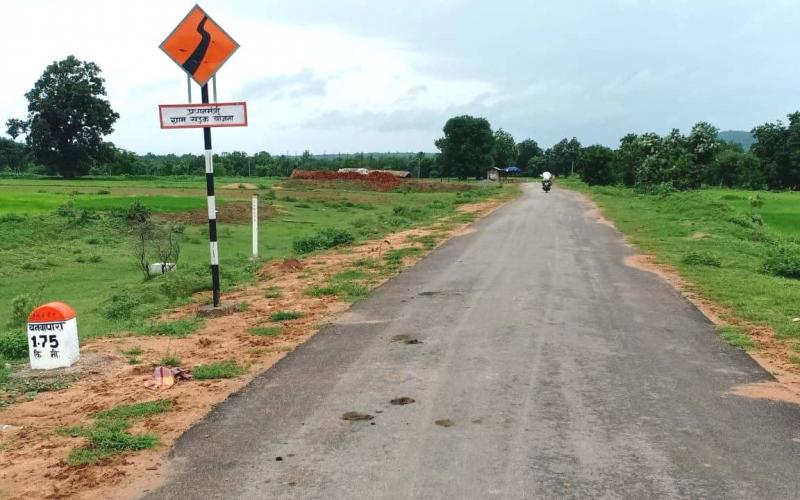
390 397 415 405
435 419 455 428
341 411 374 421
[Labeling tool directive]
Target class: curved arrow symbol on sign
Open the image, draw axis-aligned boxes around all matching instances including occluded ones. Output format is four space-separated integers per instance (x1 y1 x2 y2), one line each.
182 16 211 76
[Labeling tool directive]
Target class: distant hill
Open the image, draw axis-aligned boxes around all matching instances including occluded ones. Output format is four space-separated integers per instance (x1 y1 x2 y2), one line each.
718 130 755 151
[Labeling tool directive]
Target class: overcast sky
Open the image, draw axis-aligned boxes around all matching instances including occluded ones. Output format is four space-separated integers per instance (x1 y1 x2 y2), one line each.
3 0 800 154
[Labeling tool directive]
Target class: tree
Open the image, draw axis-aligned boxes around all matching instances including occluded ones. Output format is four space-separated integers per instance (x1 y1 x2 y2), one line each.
548 137 582 176
614 133 644 186
688 122 720 167
435 115 494 179
579 145 616 185
0 138 30 173
517 139 543 176
492 128 518 169
6 55 119 178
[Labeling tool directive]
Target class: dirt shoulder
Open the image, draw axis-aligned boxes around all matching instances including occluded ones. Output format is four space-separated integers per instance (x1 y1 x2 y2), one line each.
0 194 513 500
570 189 800 405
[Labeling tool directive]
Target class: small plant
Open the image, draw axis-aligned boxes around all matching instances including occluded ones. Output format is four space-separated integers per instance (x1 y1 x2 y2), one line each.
121 346 143 356
103 293 140 321
193 360 246 380
269 311 303 321
160 354 182 367
96 189 111 195
264 286 283 299
716 326 758 350
234 302 251 312
682 252 721 267
248 326 282 337
9 293 38 327
145 318 202 337
0 330 28 359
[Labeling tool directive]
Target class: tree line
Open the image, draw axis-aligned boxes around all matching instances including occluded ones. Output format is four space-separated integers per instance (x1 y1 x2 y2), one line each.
4 55 800 190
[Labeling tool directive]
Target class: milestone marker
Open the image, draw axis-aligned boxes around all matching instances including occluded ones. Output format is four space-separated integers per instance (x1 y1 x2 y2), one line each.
27 302 80 370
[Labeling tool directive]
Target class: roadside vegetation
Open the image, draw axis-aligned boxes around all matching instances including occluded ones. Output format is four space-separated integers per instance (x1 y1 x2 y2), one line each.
562 177 800 355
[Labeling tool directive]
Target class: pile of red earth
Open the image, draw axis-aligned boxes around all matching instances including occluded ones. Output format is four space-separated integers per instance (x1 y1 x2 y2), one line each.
290 169 402 190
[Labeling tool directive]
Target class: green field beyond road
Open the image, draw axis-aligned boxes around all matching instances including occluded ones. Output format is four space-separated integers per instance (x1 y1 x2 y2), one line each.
562 178 800 348
0 177 505 344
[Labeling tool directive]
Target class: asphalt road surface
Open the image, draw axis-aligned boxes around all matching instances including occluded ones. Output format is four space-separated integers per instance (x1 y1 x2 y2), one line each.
149 185 800 499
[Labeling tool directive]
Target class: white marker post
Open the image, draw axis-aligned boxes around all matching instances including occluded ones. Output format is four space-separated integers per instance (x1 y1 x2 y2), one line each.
252 195 259 258
27 302 80 370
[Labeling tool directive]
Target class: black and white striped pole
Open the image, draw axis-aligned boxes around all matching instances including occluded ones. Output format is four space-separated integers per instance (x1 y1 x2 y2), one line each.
201 83 222 308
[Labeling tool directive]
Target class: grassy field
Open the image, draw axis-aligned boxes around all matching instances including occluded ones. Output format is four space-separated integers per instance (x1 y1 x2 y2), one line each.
0 176 505 349
561 178 800 353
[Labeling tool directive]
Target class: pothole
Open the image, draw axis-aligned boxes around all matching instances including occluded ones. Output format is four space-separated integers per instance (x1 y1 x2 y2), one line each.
390 397 415 405
342 411 374 421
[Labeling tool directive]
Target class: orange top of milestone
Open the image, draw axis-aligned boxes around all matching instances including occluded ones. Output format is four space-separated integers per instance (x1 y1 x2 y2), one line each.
160 4 239 86
29 302 76 323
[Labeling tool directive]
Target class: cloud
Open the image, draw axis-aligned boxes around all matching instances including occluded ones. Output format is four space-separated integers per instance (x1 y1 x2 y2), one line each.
240 69 327 101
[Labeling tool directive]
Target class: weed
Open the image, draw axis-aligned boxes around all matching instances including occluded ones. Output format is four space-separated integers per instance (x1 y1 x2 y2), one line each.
103 293 140 321
121 346 143 356
127 357 141 365
145 318 202 337
763 245 800 279
235 302 251 312
0 330 28 359
63 399 171 465
9 293 37 327
682 252 721 267
353 258 379 269
269 311 303 321
159 354 182 367
193 360 246 380
264 286 283 299
716 326 759 350
248 326 282 337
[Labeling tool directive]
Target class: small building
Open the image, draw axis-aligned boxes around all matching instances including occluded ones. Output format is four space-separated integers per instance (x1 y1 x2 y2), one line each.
487 167 504 182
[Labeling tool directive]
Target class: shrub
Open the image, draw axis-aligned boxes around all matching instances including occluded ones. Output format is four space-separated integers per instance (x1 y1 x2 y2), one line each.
682 252 721 267
763 245 800 279
292 228 355 254
160 270 209 300
102 293 139 321
0 330 29 359
9 293 37 327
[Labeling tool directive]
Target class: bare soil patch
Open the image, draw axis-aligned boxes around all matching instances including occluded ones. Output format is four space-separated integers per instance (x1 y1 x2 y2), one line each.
160 201 277 224
0 194 509 500
220 183 258 190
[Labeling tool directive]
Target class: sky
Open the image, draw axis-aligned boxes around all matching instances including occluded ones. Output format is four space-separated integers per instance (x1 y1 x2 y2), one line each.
2 0 800 155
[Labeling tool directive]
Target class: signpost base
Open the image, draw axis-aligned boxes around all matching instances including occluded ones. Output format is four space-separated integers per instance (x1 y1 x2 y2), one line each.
198 302 235 318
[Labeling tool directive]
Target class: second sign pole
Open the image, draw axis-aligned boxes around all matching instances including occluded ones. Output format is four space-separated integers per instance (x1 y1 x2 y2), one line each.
201 83 222 308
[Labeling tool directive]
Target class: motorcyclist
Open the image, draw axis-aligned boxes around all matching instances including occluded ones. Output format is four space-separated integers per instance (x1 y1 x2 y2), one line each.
541 171 553 190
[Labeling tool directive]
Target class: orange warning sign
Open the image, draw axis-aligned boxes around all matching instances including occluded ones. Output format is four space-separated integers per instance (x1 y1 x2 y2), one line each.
160 5 239 86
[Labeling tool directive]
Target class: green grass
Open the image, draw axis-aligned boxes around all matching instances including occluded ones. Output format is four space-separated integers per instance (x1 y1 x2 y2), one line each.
159 354 182 367
305 268 371 302
269 310 303 321
248 326 282 337
561 178 800 342
716 326 760 350
192 360 246 379
0 177 507 344
62 399 172 465
121 346 143 356
264 286 283 299
145 318 203 337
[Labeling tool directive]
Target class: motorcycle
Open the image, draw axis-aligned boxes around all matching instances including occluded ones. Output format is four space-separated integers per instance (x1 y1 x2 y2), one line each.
542 179 552 192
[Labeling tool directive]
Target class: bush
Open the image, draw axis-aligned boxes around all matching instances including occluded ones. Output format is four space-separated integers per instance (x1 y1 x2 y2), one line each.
0 330 28 359
160 269 209 300
682 252 721 267
10 293 37 327
103 293 140 321
292 228 355 254
763 245 800 279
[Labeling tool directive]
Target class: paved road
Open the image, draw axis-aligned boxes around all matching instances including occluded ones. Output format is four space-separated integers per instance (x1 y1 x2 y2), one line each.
150 185 800 499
